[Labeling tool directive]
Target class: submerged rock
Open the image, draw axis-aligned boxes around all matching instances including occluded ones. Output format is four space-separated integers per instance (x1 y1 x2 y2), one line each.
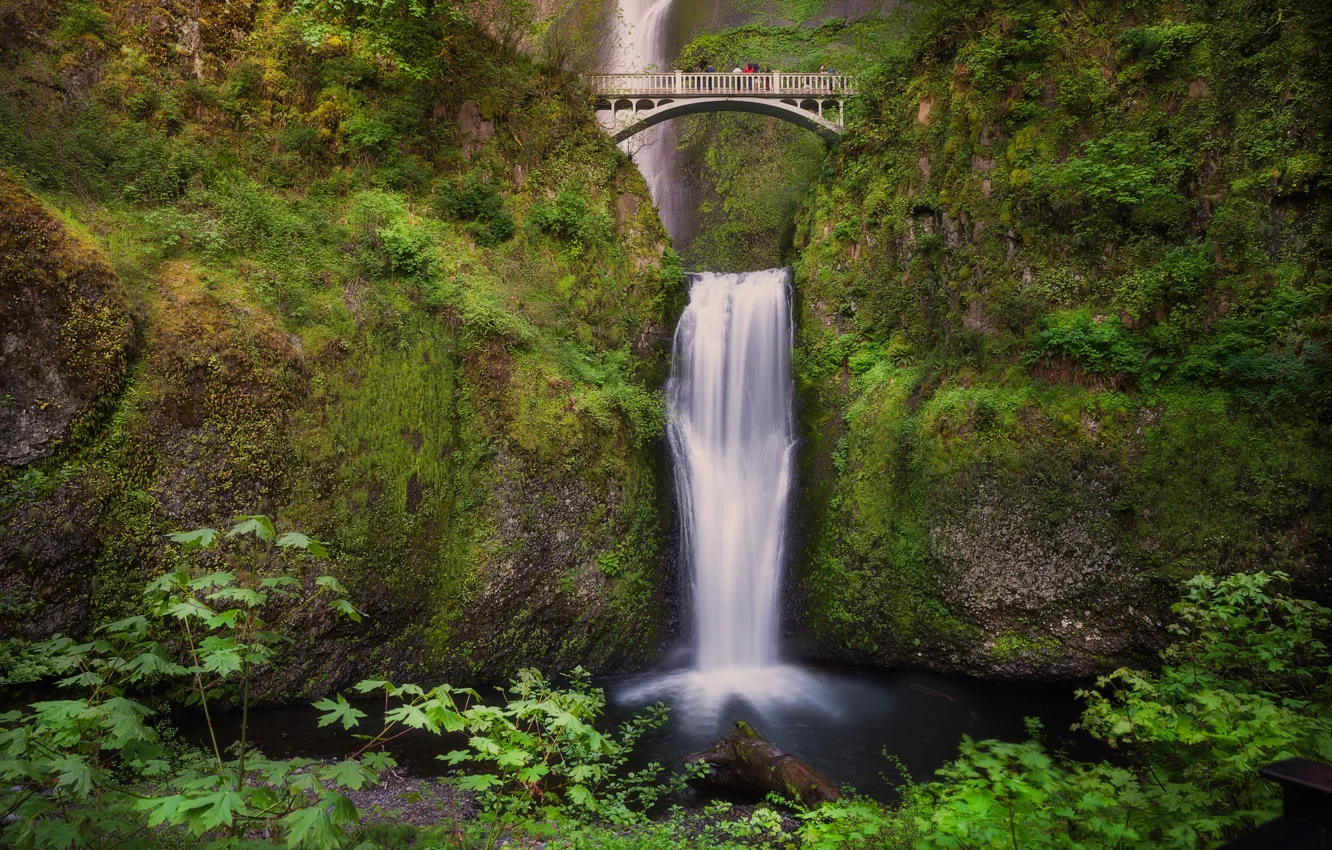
685 720 841 808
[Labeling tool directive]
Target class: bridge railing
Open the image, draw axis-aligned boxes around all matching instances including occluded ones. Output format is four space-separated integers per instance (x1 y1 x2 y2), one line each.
586 72 857 97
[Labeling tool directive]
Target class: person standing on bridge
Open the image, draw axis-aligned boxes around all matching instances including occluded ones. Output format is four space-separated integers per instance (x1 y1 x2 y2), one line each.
706 62 715 90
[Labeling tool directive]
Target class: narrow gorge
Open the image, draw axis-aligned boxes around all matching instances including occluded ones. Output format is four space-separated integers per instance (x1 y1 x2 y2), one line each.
1 0 1329 848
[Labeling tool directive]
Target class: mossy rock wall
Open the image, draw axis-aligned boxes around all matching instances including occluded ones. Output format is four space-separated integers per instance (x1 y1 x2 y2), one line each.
0 2 684 696
791 0 1332 678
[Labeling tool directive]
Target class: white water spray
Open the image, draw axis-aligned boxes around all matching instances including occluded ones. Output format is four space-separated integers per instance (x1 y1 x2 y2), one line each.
620 268 820 716
609 0 685 237
668 269 797 672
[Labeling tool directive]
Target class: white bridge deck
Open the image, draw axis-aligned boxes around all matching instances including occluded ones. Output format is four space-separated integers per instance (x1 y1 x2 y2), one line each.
586 73 858 142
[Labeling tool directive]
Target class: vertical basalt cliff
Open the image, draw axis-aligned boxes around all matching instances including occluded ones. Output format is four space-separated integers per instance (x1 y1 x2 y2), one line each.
790 0 1332 677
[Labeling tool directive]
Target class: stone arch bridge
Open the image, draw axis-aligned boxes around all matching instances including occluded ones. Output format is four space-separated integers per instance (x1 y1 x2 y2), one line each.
586 72 857 142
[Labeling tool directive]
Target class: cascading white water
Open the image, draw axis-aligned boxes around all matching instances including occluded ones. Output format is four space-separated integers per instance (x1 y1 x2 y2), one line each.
667 269 797 672
610 0 685 238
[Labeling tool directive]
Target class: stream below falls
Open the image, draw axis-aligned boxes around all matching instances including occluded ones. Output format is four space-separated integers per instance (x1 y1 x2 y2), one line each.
175 667 1098 802
177 270 1105 802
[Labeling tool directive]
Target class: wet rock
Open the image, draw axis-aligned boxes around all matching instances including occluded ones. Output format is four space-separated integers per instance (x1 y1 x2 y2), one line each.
685 721 841 808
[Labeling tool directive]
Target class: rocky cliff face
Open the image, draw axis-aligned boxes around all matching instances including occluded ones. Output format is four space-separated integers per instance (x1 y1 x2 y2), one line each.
0 177 134 467
0 2 683 697
790 0 1332 678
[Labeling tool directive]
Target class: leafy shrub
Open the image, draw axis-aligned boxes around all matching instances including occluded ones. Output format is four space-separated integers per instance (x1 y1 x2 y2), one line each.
338 668 686 848
112 127 205 203
1177 328 1332 415
529 188 609 247
0 516 370 850
376 217 435 276
1032 131 1187 236
436 172 515 247
1118 22 1205 74
344 114 397 156
802 571 1332 849
1024 309 1164 387
281 125 322 157
963 17 1054 88
53 0 113 46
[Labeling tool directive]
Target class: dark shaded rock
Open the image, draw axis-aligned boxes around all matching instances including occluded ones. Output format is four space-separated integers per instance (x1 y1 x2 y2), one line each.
0 480 100 639
685 720 840 808
0 173 134 466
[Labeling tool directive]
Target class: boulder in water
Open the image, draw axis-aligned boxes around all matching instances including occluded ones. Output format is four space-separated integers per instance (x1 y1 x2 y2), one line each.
684 720 841 808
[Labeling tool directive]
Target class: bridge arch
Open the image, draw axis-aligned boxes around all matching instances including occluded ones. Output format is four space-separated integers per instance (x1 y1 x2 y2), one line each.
597 96 843 143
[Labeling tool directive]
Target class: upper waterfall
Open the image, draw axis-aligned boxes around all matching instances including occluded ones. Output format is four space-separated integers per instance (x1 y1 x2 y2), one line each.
610 0 685 238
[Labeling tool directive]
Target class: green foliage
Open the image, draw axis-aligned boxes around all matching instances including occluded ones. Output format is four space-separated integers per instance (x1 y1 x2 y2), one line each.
332 668 691 849
291 0 473 79
1118 23 1205 75
53 0 114 46
529 188 610 248
1 516 369 850
797 572 1332 849
1023 310 1165 386
437 172 515 247
1031 132 1188 237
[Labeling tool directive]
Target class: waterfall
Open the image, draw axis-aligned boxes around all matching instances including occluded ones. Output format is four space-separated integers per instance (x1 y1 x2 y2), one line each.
610 0 685 238
667 269 797 672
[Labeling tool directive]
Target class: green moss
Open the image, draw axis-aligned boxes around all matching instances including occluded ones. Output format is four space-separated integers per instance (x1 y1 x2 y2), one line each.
991 631 1062 660
0 0 681 689
788 0 1331 673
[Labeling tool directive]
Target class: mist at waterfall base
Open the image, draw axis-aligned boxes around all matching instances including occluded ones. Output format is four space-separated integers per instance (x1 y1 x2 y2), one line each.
612 269 1095 796
174 271 1094 798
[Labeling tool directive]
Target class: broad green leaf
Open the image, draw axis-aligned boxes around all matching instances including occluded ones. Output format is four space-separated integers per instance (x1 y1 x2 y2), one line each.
100 697 155 744
331 598 362 622
126 648 187 680
325 791 359 825
385 704 434 731
32 819 84 849
137 794 185 827
208 587 265 607
469 736 501 756
169 528 218 549
166 598 214 622
319 760 372 791
99 615 149 637
315 575 347 594
194 790 249 833
313 695 366 731
568 784 595 808
352 679 389 694
205 609 243 630
188 572 235 590
282 805 340 850
199 636 243 677
362 752 396 771
260 576 302 589
456 773 501 792
51 755 94 799
278 532 330 558
229 515 276 543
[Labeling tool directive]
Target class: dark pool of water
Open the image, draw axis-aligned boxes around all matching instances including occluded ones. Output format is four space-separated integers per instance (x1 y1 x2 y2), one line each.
604 663 1105 798
174 663 1103 801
